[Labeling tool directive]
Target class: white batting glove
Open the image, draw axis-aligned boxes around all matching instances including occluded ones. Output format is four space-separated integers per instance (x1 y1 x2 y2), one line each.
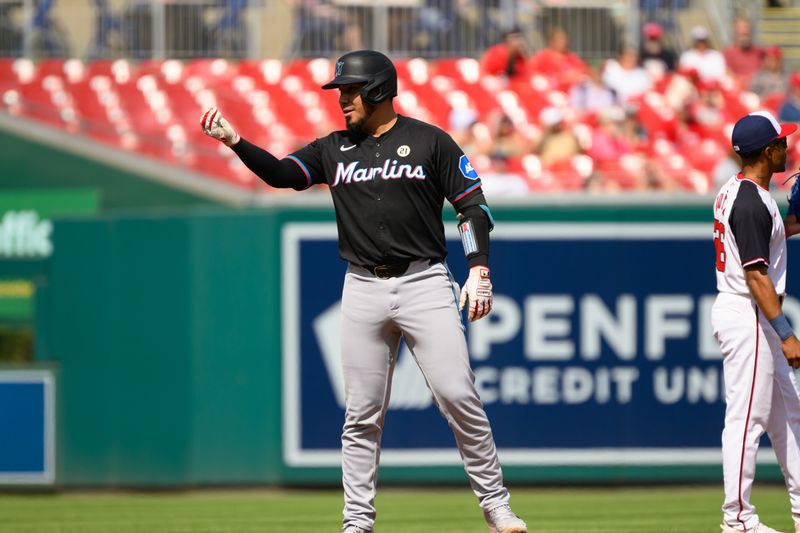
200 106 240 147
459 266 492 322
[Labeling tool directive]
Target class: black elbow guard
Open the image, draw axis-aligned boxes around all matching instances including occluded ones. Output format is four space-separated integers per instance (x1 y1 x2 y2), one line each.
457 205 492 265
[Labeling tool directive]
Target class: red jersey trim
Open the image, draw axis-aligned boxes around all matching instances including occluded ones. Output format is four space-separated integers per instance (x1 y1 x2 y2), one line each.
736 311 761 529
736 173 769 192
741 257 769 267
451 182 482 203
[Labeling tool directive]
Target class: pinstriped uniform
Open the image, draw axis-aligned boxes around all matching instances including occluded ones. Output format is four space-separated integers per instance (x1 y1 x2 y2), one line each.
712 174 800 530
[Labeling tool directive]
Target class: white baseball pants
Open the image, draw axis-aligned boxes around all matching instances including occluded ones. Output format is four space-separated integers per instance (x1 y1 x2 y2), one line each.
339 260 509 531
712 292 800 530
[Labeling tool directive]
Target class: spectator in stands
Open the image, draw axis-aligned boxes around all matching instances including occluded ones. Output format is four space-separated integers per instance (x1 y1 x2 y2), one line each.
620 104 649 151
750 46 788 99
679 25 727 82
639 22 677 75
664 65 700 116
480 27 527 79
570 64 617 116
688 79 726 130
778 72 800 122
289 0 363 56
535 106 582 167
30 0 68 57
484 112 530 161
528 27 588 91
589 106 633 164
426 0 501 56
448 107 484 156
723 18 764 88
713 145 741 192
89 0 122 58
212 0 248 57
602 47 653 104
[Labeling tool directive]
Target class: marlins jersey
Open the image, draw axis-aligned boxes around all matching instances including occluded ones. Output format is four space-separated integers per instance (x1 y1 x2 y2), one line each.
287 115 484 266
713 173 786 295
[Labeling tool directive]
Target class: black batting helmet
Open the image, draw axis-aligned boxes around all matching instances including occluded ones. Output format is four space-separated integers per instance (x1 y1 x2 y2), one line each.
322 50 397 105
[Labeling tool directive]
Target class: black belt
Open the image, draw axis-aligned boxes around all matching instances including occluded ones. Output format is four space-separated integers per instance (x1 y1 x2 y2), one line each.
360 260 411 279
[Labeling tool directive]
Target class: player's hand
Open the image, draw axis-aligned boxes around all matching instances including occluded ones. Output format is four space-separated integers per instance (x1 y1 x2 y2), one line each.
787 172 800 219
781 335 800 369
200 106 240 147
459 266 492 322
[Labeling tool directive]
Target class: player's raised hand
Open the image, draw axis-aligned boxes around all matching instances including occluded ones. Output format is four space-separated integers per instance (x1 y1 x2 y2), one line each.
200 106 240 147
782 336 800 369
459 266 492 322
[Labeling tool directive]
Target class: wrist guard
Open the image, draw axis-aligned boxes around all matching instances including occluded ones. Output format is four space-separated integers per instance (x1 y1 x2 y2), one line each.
457 205 490 266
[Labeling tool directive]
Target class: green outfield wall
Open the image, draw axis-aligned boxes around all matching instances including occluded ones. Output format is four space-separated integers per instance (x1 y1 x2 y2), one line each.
0 128 218 210
37 202 785 487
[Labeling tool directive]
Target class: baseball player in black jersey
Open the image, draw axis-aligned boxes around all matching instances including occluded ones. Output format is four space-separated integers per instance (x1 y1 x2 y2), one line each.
201 50 526 533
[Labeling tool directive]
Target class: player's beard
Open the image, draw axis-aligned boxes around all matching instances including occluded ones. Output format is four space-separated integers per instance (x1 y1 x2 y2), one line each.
776 151 788 172
346 102 374 134
346 116 364 134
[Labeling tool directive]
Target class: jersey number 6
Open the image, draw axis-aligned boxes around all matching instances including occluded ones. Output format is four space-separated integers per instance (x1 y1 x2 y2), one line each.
714 219 726 272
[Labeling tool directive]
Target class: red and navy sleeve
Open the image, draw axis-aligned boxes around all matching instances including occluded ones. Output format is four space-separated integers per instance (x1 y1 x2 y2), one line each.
432 128 483 204
730 183 773 268
287 138 326 189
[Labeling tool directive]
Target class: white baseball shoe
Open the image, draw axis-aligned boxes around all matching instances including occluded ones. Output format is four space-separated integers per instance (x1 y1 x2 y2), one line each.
484 503 527 533
720 522 785 533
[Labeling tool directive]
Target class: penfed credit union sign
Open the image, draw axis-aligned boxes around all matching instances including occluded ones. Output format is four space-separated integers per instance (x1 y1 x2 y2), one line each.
280 223 800 468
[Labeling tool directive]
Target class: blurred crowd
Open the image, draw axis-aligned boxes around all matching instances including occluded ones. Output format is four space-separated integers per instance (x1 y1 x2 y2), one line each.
458 18 800 195
4 0 800 195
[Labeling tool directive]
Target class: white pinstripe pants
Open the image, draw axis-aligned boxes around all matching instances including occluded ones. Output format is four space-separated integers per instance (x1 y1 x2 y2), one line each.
712 293 800 530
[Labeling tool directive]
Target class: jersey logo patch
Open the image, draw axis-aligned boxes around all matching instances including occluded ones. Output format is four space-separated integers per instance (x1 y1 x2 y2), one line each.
459 154 479 180
340 144 356 151
397 145 410 157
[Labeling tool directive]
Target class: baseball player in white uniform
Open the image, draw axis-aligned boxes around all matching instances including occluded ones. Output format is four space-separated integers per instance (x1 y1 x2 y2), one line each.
712 110 800 533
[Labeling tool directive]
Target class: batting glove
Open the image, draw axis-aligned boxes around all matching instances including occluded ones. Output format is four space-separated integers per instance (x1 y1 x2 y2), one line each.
789 174 800 219
459 266 492 322
200 106 240 147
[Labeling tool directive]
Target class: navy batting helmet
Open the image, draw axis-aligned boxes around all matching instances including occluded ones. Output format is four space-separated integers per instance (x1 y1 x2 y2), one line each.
322 50 397 105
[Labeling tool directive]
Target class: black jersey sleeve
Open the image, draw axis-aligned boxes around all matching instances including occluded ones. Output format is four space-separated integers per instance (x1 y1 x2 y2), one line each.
232 138 310 190
287 138 327 188
432 129 483 203
730 184 773 268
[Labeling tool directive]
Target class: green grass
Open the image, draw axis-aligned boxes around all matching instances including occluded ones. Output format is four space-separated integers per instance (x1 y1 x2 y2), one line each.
0 485 795 532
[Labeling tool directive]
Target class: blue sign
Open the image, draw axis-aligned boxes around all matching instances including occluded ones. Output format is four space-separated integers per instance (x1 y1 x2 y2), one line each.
281 223 800 467
0 370 55 484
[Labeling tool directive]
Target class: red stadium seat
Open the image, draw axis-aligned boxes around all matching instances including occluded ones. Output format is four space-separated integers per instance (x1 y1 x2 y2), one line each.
685 138 725 175
184 58 237 83
595 155 643 190
3 54 764 194
547 158 588 191
16 79 64 127
0 57 16 80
